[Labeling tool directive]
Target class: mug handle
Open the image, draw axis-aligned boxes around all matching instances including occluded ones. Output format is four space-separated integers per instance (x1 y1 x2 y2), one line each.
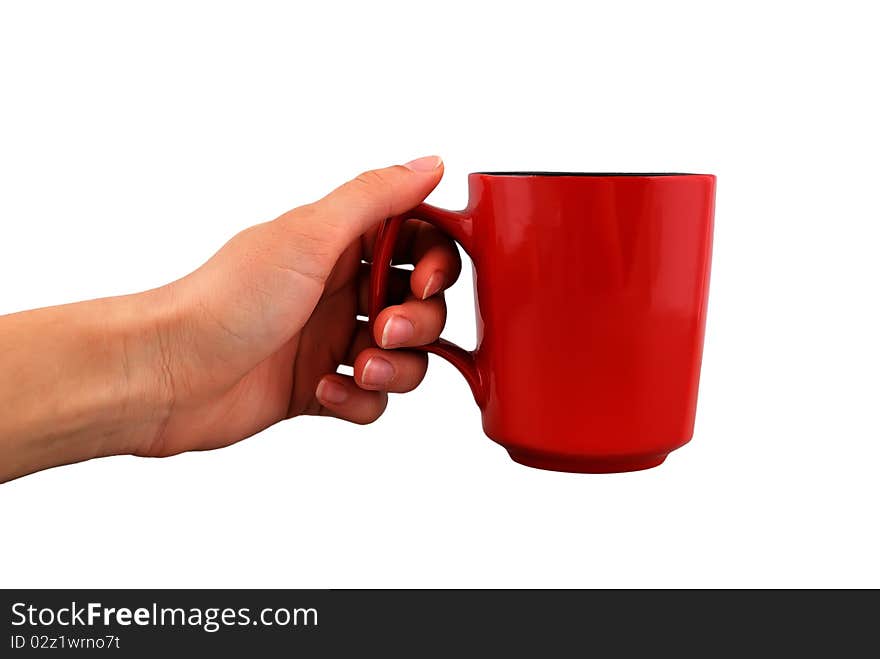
369 204 485 406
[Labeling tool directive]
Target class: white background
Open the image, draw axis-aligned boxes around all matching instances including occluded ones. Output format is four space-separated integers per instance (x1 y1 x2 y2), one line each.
1 1 878 588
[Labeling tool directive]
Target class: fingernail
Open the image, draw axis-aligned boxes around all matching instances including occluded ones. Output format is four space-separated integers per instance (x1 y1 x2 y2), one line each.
381 315 415 348
421 270 444 299
361 356 395 387
403 155 442 172
316 378 348 405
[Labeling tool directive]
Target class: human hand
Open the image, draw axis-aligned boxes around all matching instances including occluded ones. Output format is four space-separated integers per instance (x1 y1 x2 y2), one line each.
137 156 459 457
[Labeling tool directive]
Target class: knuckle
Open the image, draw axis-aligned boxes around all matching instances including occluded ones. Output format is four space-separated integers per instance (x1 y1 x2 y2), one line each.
352 169 396 217
354 169 389 189
272 207 336 283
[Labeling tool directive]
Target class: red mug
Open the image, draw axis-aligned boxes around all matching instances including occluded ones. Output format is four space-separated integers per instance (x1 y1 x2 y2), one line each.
370 172 715 473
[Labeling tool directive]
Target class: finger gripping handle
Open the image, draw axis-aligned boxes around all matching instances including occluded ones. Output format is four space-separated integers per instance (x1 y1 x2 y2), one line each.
369 205 484 406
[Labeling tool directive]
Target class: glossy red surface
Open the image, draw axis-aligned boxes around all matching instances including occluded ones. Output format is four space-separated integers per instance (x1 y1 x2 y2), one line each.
371 173 715 473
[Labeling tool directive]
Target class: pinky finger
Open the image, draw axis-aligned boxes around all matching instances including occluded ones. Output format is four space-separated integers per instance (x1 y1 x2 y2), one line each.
315 374 388 425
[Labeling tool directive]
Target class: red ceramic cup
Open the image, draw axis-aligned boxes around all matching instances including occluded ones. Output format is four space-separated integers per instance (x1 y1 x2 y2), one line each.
370 172 715 473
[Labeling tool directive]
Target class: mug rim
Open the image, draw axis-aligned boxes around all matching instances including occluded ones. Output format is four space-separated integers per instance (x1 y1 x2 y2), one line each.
474 171 707 177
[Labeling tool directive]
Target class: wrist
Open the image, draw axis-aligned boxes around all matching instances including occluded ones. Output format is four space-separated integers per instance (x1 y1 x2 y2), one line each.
47 288 179 461
106 286 179 458
0 289 177 481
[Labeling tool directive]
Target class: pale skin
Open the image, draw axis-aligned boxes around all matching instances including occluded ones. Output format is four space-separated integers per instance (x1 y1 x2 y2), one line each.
0 156 459 483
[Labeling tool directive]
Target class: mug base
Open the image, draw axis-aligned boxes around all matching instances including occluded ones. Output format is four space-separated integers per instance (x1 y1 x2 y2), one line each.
507 449 668 474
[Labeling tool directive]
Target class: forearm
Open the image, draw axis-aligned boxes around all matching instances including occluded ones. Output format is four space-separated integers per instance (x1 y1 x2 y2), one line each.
0 290 172 482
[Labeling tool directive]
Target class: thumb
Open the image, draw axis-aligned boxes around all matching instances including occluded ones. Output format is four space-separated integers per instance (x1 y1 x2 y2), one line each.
278 156 444 276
